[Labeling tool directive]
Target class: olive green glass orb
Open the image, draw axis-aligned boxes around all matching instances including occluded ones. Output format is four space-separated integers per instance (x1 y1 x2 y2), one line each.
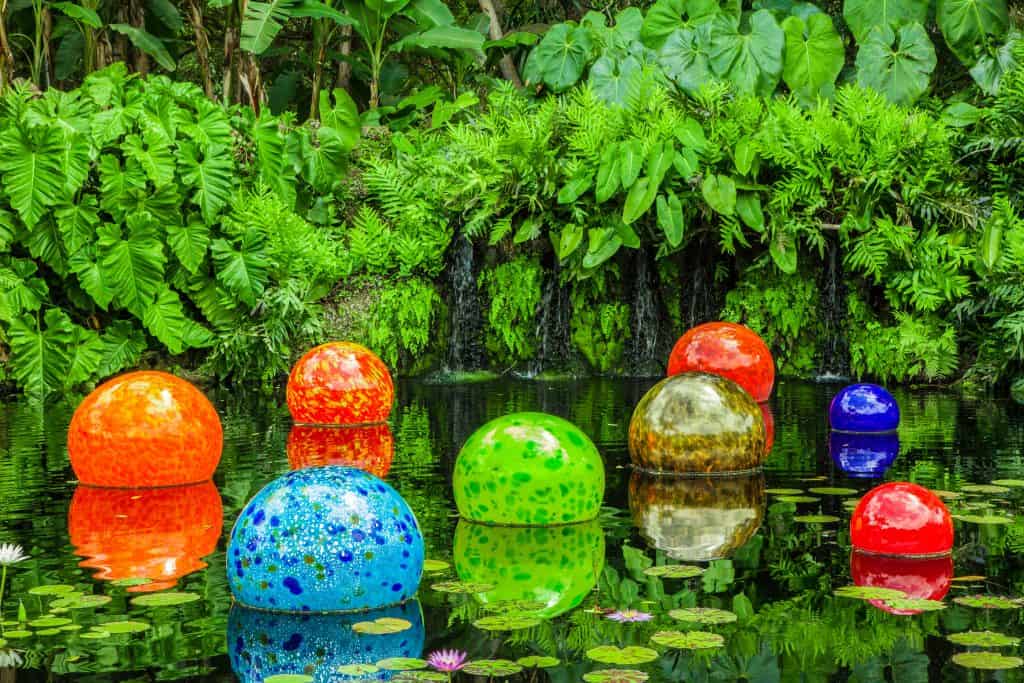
629 372 767 474
454 412 605 526
629 472 766 562
454 519 604 618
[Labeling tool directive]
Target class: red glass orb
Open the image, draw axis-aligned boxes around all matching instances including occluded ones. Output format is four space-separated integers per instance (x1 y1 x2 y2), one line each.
850 482 953 557
68 371 222 487
69 482 223 592
667 322 775 402
287 424 395 479
287 342 394 425
760 403 775 455
851 551 953 615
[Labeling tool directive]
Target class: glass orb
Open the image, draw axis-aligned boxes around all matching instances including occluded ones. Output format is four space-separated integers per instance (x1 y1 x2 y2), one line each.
629 372 767 474
830 431 899 478
68 370 222 487
287 424 394 479
453 412 605 526
287 342 394 425
829 383 900 433
850 482 953 556
667 322 775 402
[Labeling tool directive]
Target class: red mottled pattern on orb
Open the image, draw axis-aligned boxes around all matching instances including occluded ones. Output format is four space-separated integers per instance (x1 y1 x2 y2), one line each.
760 403 775 454
67 371 223 487
287 424 395 478
667 322 775 402
69 482 223 592
850 482 953 556
287 342 394 425
851 551 953 615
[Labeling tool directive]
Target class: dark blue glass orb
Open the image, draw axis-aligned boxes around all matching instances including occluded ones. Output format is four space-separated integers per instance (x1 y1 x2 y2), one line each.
228 600 424 682
829 431 899 478
828 383 899 433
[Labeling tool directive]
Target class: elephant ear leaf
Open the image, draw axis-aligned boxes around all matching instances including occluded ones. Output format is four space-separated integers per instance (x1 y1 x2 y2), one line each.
969 30 1021 95
658 24 714 94
855 23 936 105
843 0 929 43
7 309 76 397
523 24 593 91
782 14 844 102
937 0 1009 64
709 10 784 96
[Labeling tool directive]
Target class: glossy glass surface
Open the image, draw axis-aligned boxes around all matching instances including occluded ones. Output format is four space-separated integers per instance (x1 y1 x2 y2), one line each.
830 431 900 478
850 482 953 556
287 424 394 478
829 383 900 433
851 551 953 615
67 370 222 487
667 322 775 402
286 342 394 425
629 373 767 473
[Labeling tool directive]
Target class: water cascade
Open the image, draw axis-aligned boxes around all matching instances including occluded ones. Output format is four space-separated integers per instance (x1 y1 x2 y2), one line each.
444 237 485 373
528 259 573 376
819 238 850 378
627 248 665 376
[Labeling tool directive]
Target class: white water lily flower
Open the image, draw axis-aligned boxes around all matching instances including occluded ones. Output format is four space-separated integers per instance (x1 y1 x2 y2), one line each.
0 649 23 668
0 544 28 566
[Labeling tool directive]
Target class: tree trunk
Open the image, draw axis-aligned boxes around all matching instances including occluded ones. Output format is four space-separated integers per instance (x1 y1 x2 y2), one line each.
0 0 14 90
41 4 52 87
129 0 148 74
222 3 238 105
335 24 352 90
477 0 522 87
188 0 214 98
310 22 328 119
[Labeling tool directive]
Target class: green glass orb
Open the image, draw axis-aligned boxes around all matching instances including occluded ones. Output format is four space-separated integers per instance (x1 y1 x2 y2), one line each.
454 519 605 618
454 412 605 525
629 372 767 474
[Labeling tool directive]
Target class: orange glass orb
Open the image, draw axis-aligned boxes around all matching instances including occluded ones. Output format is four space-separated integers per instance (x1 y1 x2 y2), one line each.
68 482 223 592
287 342 394 425
760 403 775 454
667 322 775 402
851 551 953 615
67 371 223 487
287 424 395 478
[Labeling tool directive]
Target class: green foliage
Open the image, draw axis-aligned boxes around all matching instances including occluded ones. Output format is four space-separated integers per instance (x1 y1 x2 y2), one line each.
478 256 543 366
368 278 445 372
570 266 630 373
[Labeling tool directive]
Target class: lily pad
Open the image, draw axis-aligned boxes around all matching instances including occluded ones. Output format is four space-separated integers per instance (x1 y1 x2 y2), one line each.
392 673 448 682
481 600 547 614
28 585 77 596
953 595 1021 609
110 578 153 587
35 628 62 636
336 664 380 676
3 630 32 639
518 656 560 668
799 476 827 482
835 586 908 601
352 617 412 634
375 658 428 671
59 624 83 631
0 638 5 647
794 515 840 524
29 616 72 628
264 676 315 683
952 652 1023 670
766 488 804 495
960 483 1010 494
473 614 542 631
954 514 1011 525
422 559 450 573
992 479 1024 487
776 496 820 503
932 490 961 499
586 646 659 665
643 565 704 579
79 630 112 640
583 669 650 682
52 594 112 610
952 575 987 582
808 487 858 496
668 608 737 624
882 598 946 611
651 630 725 649
461 659 523 676
94 620 151 634
130 592 201 607
431 580 494 594
948 630 1021 647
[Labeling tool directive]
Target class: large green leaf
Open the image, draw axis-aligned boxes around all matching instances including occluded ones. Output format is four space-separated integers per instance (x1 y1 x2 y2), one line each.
69 246 114 309
523 24 592 91
178 142 233 224
98 155 147 221
0 260 47 322
702 174 737 215
782 14 844 101
855 23 936 105
142 286 198 354
709 10 784 96
318 88 360 150
51 2 102 28
937 0 1009 63
240 0 299 54
212 230 270 307
147 0 184 30
66 325 104 386
659 24 714 94
97 320 147 377
657 191 686 247
7 309 76 396
589 55 641 106
108 24 176 71
394 26 485 52
641 0 688 48
969 30 1021 94
292 0 355 25
166 220 211 274
843 0 929 43
402 0 455 27
98 219 167 318
0 125 65 228
122 131 176 188
55 198 100 253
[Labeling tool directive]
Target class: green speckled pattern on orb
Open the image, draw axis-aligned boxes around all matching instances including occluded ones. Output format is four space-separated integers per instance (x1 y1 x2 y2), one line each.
629 372 767 474
454 520 605 618
453 412 605 525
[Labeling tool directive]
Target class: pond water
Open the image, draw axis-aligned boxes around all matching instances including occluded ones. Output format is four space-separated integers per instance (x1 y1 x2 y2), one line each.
1 379 1023 681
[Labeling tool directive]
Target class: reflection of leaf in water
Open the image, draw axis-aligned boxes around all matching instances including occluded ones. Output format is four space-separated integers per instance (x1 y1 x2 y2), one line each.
954 514 1012 525
668 608 737 624
651 629 725 649
582 668 650 682
953 595 1022 609
808 487 858 496
462 659 523 676
130 592 201 607
960 484 1010 494
392 672 449 682
352 617 412 634
431 581 494 594
473 614 542 631
376 657 428 671
423 559 449 573
948 630 1021 647
518 656 560 668
794 515 840 524
882 598 946 611
643 565 704 579
952 652 1024 670
834 586 908 600
586 646 659 665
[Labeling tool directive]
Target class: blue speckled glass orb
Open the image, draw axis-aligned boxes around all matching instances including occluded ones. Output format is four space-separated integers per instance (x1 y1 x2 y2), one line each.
227 466 424 613
830 432 899 478
829 383 900 433
228 600 424 682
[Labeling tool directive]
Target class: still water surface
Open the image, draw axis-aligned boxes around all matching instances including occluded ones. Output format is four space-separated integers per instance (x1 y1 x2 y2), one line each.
0 379 1023 681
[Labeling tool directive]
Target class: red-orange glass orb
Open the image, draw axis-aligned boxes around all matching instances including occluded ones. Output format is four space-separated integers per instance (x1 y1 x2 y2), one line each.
68 482 223 592
68 371 223 487
851 551 953 615
850 482 953 557
287 424 395 479
287 342 394 425
760 403 775 454
667 322 775 402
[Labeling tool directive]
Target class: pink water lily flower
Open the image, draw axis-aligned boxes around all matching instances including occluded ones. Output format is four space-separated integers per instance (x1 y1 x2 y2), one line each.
605 609 653 623
428 649 468 672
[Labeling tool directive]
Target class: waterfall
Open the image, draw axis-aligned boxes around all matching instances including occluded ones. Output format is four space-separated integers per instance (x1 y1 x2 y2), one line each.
819 238 850 378
528 259 573 376
627 248 664 376
681 238 717 330
443 237 485 373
